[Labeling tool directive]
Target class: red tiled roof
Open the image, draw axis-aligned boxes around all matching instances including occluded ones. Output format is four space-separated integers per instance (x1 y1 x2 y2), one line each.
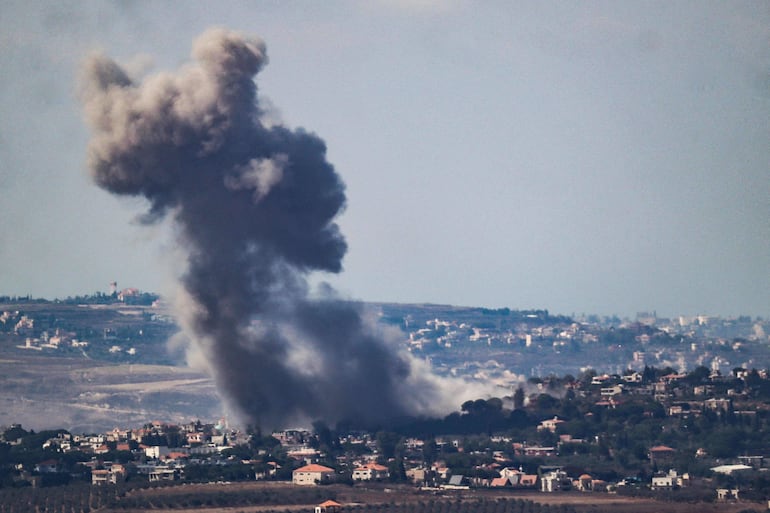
295 464 334 473
360 463 388 471
490 477 510 487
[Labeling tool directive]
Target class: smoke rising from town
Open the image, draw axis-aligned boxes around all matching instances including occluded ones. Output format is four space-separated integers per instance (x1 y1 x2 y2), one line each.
79 27 474 429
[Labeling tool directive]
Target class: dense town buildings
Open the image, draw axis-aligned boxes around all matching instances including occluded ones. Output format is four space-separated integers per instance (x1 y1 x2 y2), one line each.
1 297 770 503
2 363 770 502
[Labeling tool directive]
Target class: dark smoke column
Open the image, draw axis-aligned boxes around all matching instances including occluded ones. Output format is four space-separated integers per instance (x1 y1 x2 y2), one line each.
79 28 449 429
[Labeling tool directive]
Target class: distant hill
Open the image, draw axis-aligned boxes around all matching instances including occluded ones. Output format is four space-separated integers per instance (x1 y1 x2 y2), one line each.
1 297 768 430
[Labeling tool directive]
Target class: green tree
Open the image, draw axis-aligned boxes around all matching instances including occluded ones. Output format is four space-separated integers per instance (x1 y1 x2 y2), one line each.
376 431 401 461
422 437 437 465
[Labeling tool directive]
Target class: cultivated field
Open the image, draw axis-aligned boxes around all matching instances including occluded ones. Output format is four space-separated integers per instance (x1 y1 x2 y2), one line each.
92 482 763 513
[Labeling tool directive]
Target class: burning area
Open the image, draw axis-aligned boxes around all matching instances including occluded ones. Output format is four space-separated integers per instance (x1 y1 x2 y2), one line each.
79 27 479 430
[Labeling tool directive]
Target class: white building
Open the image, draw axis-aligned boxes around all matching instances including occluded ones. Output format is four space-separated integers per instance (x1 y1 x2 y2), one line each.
541 470 571 492
292 464 335 486
651 470 690 490
352 463 389 481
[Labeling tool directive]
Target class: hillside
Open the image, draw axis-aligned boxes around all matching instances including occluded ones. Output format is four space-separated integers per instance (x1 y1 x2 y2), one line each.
1 298 768 431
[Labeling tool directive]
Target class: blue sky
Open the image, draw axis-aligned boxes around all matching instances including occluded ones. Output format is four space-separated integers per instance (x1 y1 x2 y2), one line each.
1 1 768 318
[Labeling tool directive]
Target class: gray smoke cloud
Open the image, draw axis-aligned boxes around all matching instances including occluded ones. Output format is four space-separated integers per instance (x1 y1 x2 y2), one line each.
79 27 478 429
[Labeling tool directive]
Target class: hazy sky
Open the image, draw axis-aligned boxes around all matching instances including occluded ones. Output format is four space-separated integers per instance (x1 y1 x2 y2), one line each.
1 1 768 318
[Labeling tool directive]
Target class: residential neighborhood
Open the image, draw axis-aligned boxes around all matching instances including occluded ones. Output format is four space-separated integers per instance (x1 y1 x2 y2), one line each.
385 303 770 385
2 363 770 509
2 298 769 382
1 297 770 510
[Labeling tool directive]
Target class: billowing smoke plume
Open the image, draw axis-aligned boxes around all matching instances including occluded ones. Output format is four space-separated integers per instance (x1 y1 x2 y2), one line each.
80 28 476 429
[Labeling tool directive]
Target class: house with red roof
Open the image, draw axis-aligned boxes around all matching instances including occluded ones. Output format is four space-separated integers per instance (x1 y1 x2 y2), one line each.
352 462 389 481
494 468 538 488
315 499 343 513
292 464 335 486
576 473 593 491
490 476 513 487
648 445 676 464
